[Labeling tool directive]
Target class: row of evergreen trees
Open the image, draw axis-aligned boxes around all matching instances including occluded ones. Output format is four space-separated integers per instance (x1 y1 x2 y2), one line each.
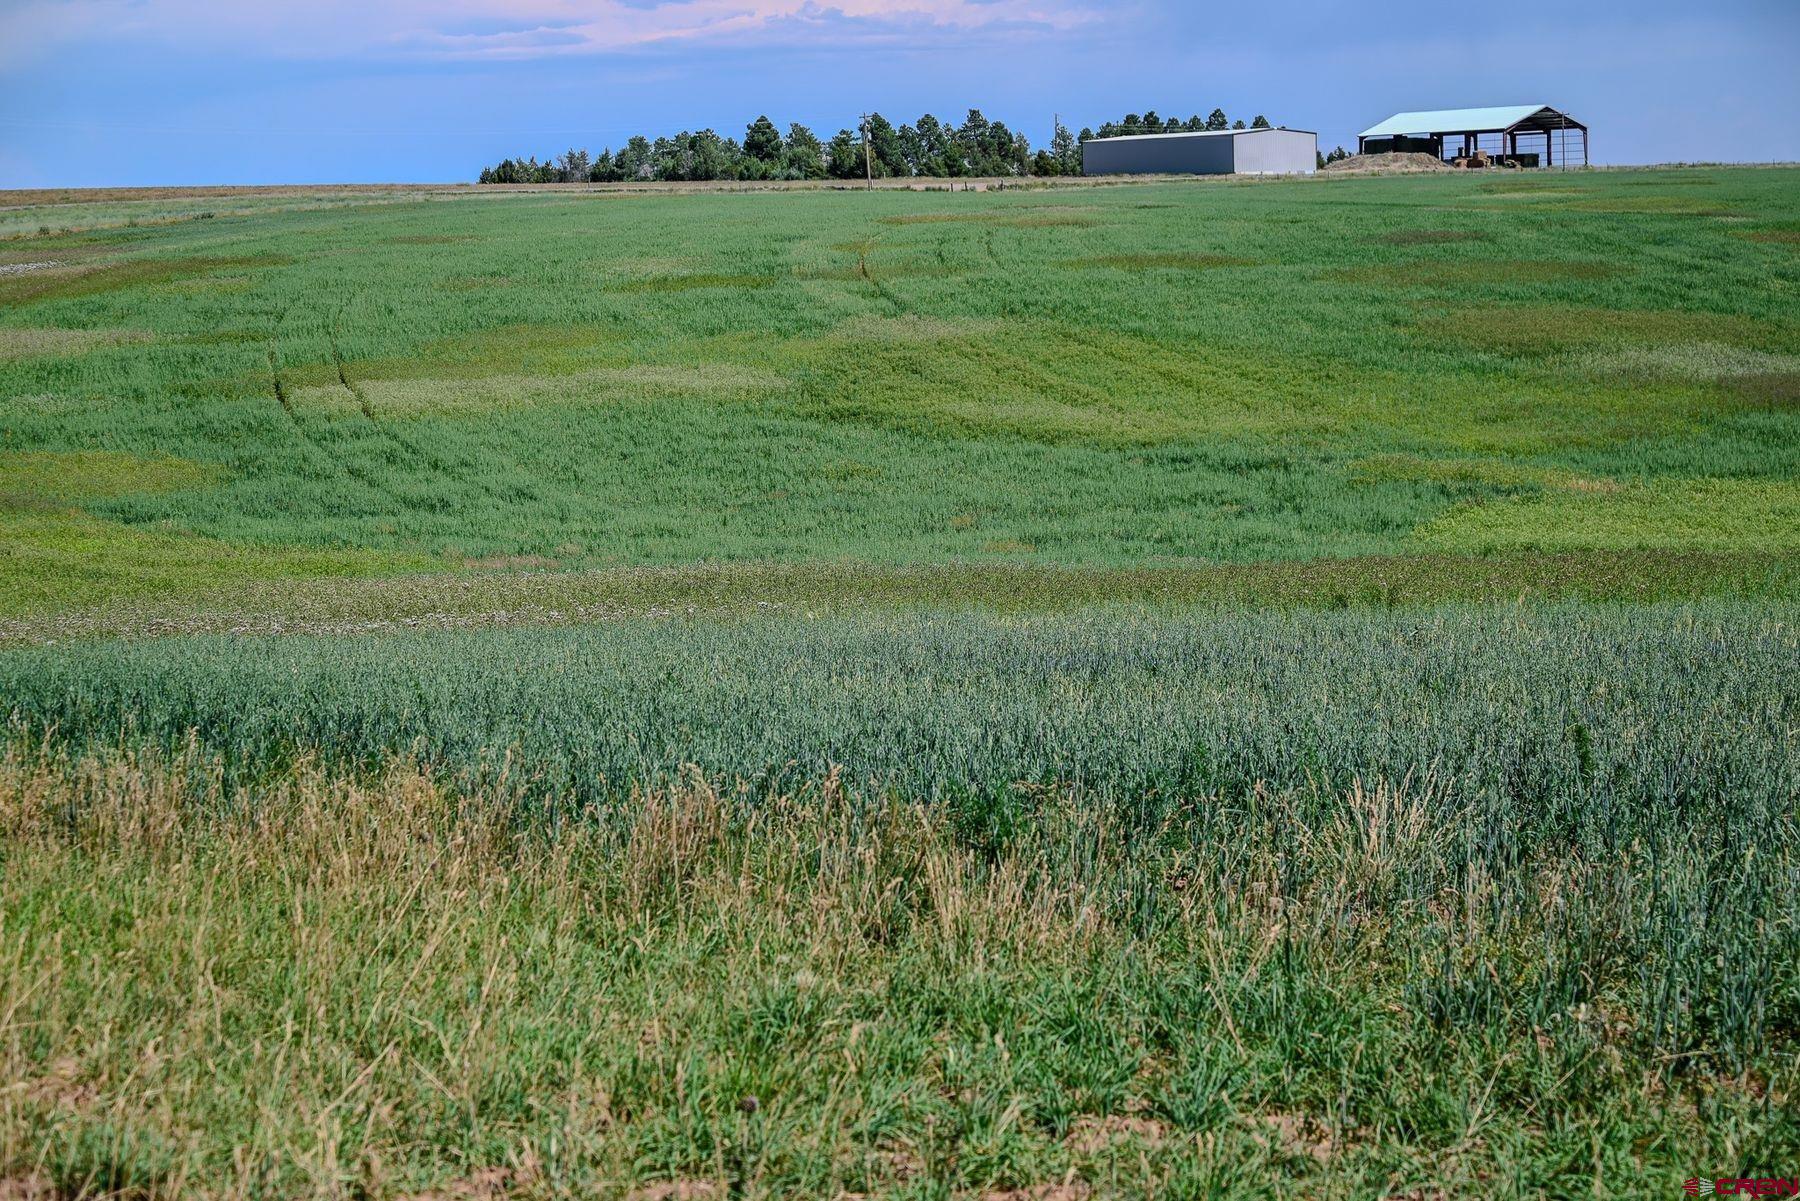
476 106 1284 184
1092 109 1272 138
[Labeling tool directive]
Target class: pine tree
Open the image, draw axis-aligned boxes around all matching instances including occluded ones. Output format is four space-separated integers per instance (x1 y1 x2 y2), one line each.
825 129 863 180
867 113 907 177
1051 122 1078 174
743 115 783 163
784 124 826 179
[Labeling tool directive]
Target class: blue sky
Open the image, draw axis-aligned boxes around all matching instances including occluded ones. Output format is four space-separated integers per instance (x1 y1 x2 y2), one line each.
1 0 1795 186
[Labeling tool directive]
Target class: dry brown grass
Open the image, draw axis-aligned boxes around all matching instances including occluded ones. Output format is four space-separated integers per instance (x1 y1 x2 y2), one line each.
0 726 1783 1196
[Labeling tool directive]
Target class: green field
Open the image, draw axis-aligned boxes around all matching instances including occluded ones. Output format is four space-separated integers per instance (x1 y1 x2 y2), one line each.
1 169 1797 1198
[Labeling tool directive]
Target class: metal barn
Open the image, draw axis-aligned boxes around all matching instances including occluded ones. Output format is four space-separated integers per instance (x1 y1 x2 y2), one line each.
1081 127 1318 177
1358 105 1588 167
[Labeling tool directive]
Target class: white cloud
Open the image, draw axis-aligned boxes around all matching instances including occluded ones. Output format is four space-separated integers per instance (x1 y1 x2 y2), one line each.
0 0 1110 66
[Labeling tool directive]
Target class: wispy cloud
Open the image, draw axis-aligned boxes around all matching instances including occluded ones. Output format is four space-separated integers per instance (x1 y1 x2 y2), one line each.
1 0 1109 65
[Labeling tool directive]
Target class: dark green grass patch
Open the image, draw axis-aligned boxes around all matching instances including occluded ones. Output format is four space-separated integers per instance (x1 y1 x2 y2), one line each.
0 253 291 305
1726 371 1800 408
1413 303 1785 354
1335 259 1623 287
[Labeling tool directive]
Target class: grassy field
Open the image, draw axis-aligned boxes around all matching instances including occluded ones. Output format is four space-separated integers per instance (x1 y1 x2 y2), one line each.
1 168 1798 1198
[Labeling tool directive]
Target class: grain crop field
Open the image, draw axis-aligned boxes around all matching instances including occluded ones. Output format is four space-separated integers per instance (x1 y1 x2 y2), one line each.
1 169 1797 1199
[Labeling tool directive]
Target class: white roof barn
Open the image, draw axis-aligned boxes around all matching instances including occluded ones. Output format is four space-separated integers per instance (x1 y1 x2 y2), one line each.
1357 104 1588 166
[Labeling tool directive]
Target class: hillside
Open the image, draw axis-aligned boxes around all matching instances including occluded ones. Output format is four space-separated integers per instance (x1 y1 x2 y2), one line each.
1 168 1797 1199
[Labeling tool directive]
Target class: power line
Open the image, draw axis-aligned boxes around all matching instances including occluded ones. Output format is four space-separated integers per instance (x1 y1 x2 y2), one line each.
858 113 874 191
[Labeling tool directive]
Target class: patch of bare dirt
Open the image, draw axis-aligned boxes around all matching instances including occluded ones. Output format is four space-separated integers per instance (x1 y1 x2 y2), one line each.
627 1183 722 1201
24 1057 98 1112
0 1175 56 1201
981 1183 1093 1201
1320 153 1451 176
1064 1114 1168 1154
395 1167 516 1200
1258 1112 1348 1163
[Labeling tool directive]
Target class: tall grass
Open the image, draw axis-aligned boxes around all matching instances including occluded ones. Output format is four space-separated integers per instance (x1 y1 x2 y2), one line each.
3 603 1796 1190
2 732 1794 1198
4 605 1793 821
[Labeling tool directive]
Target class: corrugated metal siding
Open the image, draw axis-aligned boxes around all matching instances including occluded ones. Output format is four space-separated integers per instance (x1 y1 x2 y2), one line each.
1360 106 1549 138
1082 133 1235 175
1230 129 1317 175
1082 128 1316 177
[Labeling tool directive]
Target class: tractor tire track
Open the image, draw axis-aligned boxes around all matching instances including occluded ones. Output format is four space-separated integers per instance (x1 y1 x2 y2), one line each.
264 310 421 513
853 234 905 315
327 304 547 508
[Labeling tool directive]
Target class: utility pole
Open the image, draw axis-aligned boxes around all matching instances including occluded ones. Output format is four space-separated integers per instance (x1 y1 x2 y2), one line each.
864 119 874 191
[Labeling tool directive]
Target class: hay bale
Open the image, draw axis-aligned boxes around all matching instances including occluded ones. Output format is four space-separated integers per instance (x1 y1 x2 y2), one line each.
1319 152 1452 176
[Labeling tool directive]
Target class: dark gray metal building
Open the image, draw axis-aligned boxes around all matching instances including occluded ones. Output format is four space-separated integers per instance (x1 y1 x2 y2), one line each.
1081 127 1318 176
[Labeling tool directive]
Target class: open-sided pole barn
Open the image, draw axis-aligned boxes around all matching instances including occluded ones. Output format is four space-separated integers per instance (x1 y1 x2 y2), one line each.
1358 105 1588 167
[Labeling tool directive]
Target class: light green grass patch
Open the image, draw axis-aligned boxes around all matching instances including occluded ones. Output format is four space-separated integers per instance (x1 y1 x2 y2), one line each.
283 323 628 390
0 449 222 504
1419 477 1800 553
1564 195 1745 217
819 313 1009 343
1352 453 1618 493
0 449 426 616
877 211 1097 228
614 271 778 294
1372 229 1489 245
295 363 791 418
0 327 152 361
0 508 435 618
1071 252 1254 270
1573 342 1800 381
